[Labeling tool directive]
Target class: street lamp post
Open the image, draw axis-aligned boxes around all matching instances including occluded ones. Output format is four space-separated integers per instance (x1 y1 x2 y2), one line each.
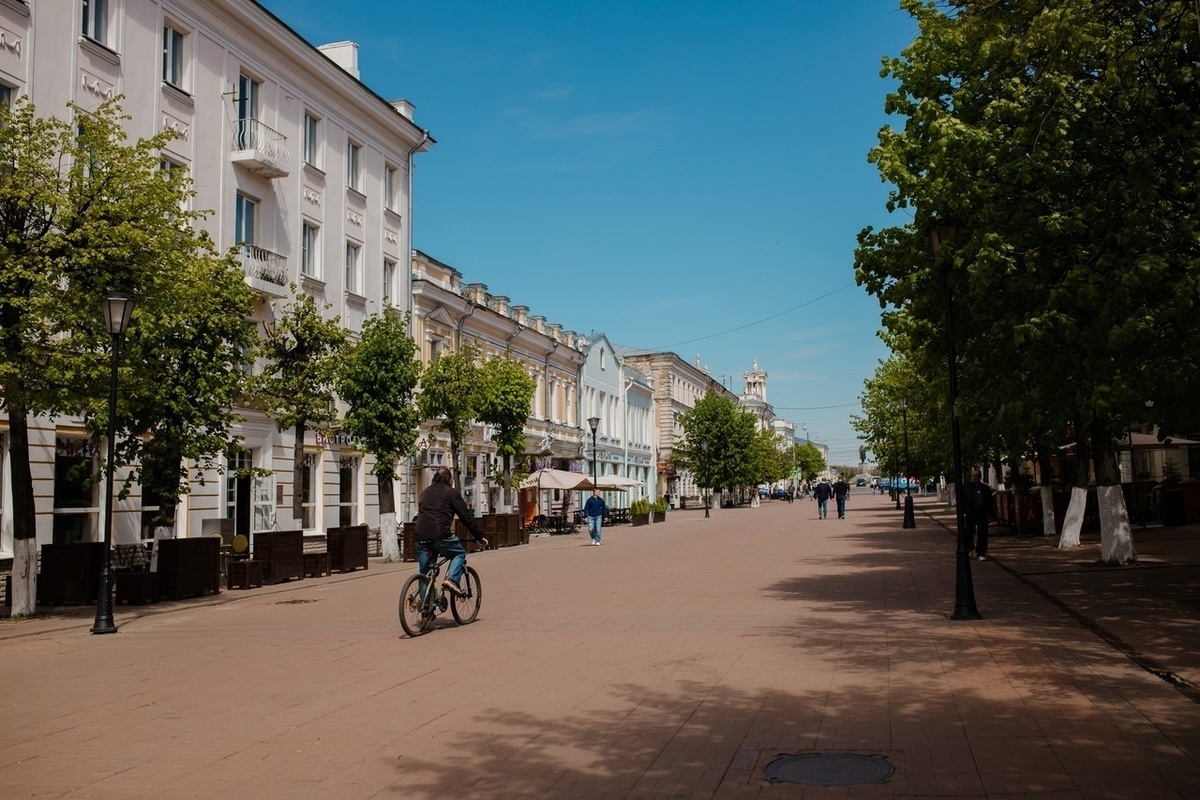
92 292 134 635
899 396 915 528
587 416 600 489
700 439 710 518
933 224 981 620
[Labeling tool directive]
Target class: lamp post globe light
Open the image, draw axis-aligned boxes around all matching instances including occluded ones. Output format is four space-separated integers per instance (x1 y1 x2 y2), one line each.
587 416 600 488
899 396 915 529
932 224 981 620
700 439 710 518
92 292 134 635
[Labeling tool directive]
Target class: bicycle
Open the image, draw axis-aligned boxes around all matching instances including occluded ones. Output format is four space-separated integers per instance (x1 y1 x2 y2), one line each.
398 550 482 637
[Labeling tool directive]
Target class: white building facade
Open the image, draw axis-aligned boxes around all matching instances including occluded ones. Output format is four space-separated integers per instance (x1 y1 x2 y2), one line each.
0 0 432 557
580 334 656 505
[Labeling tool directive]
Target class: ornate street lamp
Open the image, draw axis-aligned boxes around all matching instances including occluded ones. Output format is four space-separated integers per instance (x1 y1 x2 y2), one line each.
899 396 915 528
700 439 710 518
587 416 600 488
933 224 981 620
92 292 134 635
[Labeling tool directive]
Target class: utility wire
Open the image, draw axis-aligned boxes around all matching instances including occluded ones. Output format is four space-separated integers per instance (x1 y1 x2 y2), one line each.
652 282 855 350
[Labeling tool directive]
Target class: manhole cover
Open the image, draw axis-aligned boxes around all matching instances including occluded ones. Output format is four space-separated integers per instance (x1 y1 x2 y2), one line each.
274 598 319 605
764 752 894 786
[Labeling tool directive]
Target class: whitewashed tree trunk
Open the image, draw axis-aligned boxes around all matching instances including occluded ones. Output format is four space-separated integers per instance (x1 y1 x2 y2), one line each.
1039 486 1056 536
9 537 37 617
380 511 401 563
1058 486 1087 548
151 524 175 572
1097 484 1137 564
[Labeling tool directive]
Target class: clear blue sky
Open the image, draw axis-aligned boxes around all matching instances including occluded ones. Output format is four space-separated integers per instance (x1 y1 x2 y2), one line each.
266 0 919 466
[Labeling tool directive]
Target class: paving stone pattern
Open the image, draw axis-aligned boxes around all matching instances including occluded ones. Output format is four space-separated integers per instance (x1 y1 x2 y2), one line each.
2 492 1198 799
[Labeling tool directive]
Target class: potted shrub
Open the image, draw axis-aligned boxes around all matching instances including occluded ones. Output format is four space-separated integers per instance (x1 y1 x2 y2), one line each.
651 496 667 523
630 498 651 527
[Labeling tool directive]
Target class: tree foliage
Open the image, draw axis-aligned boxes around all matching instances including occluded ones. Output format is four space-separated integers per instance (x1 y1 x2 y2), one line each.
251 289 348 523
417 339 482 481
477 353 536 487
338 310 423 479
674 392 758 491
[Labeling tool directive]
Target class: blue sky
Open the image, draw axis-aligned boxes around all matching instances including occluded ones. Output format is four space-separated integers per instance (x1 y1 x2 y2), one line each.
266 0 919 466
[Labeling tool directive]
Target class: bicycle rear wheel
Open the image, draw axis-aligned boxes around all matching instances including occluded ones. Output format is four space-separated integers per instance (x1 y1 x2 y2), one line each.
450 566 482 624
399 573 435 637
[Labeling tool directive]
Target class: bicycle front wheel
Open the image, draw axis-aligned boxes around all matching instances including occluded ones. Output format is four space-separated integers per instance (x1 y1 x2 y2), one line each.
450 566 482 625
399 573 435 637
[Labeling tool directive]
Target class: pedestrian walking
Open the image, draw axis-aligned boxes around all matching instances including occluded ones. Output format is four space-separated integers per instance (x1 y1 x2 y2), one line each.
832 475 850 519
813 478 833 519
583 489 607 545
963 469 993 559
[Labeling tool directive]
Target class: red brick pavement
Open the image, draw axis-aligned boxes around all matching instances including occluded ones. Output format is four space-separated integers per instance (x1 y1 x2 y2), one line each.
2 492 1198 799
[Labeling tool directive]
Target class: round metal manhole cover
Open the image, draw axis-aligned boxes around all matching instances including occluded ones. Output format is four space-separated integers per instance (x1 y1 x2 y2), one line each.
764 753 894 786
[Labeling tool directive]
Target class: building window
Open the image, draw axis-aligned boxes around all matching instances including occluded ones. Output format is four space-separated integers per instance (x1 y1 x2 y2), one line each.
303 113 319 167
225 449 274 536
337 457 358 527
301 452 319 529
384 165 397 210
235 74 260 149
346 141 361 191
82 0 108 44
301 222 319 277
0 85 13 109
53 438 97 544
345 242 360 293
383 258 396 306
162 25 185 89
235 194 256 246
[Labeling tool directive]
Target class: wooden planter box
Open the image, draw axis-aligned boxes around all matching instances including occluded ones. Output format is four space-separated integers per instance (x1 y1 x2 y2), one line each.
115 571 159 605
157 537 221 599
37 543 104 605
254 530 304 584
631 514 650 527
327 525 370 572
651 511 666 523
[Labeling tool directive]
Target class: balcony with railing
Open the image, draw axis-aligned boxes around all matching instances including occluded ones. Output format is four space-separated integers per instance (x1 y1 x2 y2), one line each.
240 244 288 297
230 118 291 178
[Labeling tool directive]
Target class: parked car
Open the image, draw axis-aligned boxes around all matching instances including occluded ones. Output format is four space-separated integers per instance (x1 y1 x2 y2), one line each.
855 476 868 487
771 488 790 500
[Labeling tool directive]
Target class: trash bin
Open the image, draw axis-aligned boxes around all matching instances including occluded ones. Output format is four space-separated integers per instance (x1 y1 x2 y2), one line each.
1162 488 1186 526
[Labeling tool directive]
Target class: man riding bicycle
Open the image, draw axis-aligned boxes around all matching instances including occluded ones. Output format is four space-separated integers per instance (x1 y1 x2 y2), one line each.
415 467 487 596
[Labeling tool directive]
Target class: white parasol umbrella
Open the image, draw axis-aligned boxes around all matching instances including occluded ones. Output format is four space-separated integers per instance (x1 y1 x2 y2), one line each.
593 475 641 491
520 469 595 491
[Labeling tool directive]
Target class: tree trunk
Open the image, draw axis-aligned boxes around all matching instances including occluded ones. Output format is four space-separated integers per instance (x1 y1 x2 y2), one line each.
7 402 39 616
1038 450 1056 536
292 420 307 528
378 472 401 563
1091 418 1136 565
1058 432 1090 548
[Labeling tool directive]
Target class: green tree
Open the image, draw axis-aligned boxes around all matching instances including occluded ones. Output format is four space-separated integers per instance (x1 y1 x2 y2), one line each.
791 442 827 483
0 97 237 614
477 353 536 506
252 289 348 528
338 310 422 562
856 0 1200 563
674 392 758 506
417 339 482 484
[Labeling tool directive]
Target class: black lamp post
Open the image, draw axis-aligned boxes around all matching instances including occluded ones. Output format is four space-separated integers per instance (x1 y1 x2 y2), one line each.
700 439 710 518
92 292 134 635
587 416 600 489
900 396 915 528
933 224 981 620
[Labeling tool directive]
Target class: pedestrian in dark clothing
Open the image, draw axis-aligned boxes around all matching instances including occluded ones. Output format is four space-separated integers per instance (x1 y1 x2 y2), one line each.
832 476 850 519
813 479 834 519
583 489 607 545
963 469 993 560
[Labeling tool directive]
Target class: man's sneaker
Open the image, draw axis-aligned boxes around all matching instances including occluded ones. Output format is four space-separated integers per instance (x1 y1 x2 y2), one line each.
594 540 601 545
976 555 986 561
441 579 463 596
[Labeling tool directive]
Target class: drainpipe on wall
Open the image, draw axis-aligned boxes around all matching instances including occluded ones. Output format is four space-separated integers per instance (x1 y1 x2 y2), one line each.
402 128 430 525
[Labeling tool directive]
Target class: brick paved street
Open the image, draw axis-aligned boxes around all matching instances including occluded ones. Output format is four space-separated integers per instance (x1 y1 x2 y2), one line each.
2 492 1199 799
